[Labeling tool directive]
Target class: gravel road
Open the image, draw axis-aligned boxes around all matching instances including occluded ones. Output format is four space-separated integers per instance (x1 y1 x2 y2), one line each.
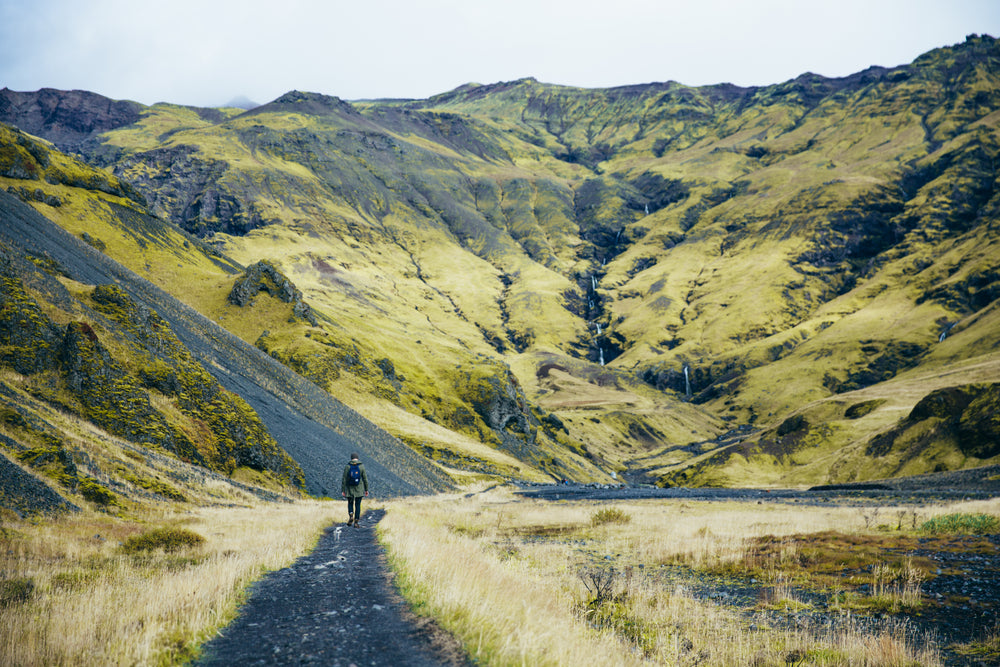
196 509 467 667
192 467 1000 666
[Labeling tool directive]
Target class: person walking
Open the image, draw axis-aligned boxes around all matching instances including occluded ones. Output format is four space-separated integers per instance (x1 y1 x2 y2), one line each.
341 452 369 527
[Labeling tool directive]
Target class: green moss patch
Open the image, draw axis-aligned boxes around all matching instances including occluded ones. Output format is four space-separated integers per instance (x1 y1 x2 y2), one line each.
78 478 117 506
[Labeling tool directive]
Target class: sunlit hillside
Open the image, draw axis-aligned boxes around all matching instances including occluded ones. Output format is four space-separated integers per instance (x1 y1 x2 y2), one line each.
2 34 999 487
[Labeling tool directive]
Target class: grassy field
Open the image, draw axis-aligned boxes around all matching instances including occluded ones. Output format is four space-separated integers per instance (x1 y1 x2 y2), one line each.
378 486 1000 666
0 500 338 666
1 486 998 665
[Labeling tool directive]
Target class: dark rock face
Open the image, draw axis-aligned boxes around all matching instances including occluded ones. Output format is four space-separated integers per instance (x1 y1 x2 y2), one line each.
0 448 79 516
461 361 550 469
461 362 531 438
110 145 268 237
866 382 1000 460
229 260 317 325
0 87 142 153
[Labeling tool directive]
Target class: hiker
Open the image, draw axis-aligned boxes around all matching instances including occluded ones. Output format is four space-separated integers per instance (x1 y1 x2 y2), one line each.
341 452 369 527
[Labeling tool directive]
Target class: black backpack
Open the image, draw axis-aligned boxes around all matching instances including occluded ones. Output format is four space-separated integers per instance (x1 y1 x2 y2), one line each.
348 462 361 486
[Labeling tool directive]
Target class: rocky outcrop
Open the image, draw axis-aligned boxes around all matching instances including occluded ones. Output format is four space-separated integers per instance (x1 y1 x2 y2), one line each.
866 382 1000 460
111 145 269 236
0 124 145 205
229 260 317 325
460 361 540 462
59 319 205 464
0 447 79 516
0 251 64 374
0 87 142 153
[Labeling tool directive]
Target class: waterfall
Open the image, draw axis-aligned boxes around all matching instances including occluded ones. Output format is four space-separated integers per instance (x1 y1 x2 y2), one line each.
683 364 691 399
596 323 602 335
645 204 649 215
938 322 956 342
591 275 598 291
599 348 605 366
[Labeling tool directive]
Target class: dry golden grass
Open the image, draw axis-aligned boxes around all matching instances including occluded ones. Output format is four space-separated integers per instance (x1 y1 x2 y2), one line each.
0 500 339 666
5 487 993 665
379 489 648 667
376 486 987 666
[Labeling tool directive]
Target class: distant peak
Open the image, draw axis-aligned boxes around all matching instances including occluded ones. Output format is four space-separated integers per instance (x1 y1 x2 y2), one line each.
224 95 260 110
255 90 358 116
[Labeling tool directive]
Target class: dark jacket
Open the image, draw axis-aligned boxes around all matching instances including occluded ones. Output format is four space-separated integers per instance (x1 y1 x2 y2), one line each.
341 459 369 498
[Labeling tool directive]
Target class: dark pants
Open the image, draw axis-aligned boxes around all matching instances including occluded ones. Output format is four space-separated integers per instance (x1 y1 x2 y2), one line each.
347 496 362 519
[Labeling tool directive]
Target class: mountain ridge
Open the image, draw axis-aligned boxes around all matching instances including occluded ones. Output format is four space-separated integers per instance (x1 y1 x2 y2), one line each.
1 34 999 503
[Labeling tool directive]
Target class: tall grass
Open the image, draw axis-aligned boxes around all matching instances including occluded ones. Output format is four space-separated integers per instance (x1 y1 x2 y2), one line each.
4 487 993 665
377 487 972 666
0 501 338 666
379 490 647 666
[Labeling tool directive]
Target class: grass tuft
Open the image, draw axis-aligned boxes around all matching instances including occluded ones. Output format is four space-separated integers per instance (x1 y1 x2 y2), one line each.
919 513 1000 535
120 526 205 554
78 478 117 506
591 507 631 526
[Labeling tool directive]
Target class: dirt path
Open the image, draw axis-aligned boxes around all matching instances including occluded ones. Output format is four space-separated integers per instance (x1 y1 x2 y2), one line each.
196 509 467 667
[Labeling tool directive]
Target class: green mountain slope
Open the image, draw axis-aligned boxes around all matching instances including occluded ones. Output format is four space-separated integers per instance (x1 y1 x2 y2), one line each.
0 135 453 501
3 34 999 487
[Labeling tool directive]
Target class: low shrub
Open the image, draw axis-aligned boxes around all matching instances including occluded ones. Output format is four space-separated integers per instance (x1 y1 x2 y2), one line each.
0 577 35 607
79 478 117 506
121 527 205 554
583 600 658 656
919 513 999 535
591 507 631 526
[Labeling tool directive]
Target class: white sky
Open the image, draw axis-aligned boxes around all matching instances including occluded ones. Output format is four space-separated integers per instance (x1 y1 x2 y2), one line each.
1 0 999 108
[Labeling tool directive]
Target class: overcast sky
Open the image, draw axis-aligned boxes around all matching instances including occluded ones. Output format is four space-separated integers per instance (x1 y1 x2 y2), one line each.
2 0 999 108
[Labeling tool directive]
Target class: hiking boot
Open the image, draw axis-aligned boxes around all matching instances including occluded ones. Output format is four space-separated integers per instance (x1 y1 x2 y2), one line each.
347 513 354 526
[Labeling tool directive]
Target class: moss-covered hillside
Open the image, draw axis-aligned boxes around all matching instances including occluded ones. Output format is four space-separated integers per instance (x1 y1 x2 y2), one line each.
0 234 304 507
3 34 1000 487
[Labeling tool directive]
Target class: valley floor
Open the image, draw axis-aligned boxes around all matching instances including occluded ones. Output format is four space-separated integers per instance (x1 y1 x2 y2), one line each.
188 471 1000 666
513 469 1000 665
